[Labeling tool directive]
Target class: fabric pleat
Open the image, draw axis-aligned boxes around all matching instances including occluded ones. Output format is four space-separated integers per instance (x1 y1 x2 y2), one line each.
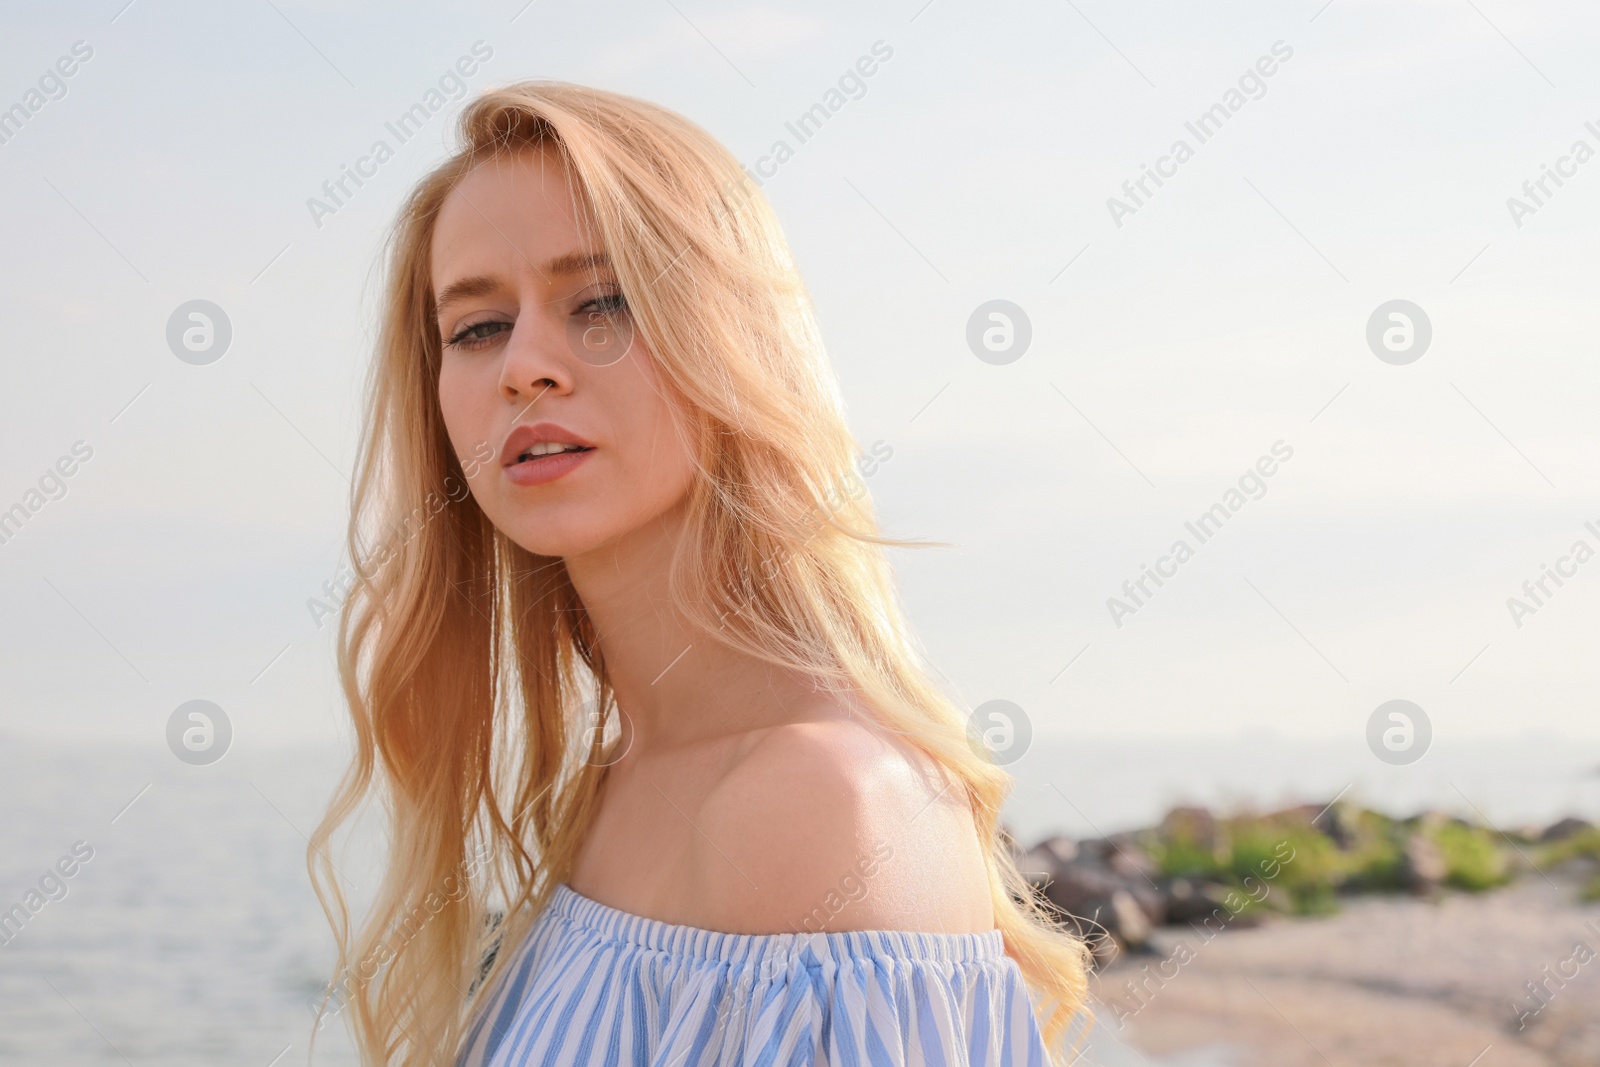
454 883 1052 1067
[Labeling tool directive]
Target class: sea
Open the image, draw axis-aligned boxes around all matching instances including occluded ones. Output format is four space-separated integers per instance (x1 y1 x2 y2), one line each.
2 730 1596 1066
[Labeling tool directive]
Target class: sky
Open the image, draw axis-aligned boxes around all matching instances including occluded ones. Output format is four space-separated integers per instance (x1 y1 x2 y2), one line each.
2 0 1598 754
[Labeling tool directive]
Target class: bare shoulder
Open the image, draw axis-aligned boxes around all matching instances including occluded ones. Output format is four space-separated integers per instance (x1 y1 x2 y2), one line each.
688 710 995 935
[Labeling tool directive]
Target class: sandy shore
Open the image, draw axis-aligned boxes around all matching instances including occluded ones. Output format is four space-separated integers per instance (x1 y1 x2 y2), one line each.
1093 873 1600 1067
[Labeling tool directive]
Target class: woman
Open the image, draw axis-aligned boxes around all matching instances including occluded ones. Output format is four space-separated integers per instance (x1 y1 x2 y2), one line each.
308 81 1091 1066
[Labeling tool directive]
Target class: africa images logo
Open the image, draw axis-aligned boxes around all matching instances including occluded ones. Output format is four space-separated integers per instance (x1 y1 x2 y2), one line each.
305 42 494 229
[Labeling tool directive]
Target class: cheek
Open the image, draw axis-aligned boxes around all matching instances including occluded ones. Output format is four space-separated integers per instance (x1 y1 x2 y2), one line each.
613 362 698 498
435 366 503 499
437 366 487 459
436 367 467 442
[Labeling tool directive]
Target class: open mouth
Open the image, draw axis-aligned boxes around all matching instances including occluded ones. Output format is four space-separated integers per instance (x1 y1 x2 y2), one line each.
502 440 595 486
513 443 593 465
498 423 596 485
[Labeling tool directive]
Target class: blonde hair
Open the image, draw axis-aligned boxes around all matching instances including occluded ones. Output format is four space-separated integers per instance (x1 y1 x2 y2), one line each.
307 80 1092 1066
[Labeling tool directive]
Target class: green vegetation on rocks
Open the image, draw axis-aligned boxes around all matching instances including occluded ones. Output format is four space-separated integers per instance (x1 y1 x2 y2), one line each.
1014 802 1589 963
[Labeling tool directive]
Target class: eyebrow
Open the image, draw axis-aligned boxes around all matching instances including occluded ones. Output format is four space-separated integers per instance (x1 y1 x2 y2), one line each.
546 251 610 277
434 251 612 314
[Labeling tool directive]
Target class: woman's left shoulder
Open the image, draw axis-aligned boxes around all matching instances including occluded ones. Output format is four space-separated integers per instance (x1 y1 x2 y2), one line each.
689 709 995 936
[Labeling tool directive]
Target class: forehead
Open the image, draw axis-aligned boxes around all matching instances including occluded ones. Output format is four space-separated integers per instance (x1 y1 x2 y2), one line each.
430 147 597 290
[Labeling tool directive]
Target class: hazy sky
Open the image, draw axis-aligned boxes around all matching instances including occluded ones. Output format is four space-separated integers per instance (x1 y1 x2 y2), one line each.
3 0 1598 750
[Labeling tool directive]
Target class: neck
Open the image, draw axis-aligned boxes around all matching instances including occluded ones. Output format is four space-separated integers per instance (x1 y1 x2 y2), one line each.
561 502 814 753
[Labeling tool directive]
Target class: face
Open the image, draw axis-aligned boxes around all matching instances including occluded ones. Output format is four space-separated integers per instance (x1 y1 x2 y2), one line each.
431 148 699 559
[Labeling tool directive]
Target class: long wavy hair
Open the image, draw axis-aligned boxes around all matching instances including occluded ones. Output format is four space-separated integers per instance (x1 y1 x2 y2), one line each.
307 80 1092 1066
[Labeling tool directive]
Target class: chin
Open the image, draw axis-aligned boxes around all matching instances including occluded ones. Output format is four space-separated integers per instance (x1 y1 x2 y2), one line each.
500 521 599 560
481 477 693 561
493 506 622 560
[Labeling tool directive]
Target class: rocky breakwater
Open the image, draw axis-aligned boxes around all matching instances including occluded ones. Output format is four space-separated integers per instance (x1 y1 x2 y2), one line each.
1006 802 1600 968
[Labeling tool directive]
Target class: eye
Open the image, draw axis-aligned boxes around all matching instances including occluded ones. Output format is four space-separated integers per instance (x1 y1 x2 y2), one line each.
578 290 629 318
443 319 511 352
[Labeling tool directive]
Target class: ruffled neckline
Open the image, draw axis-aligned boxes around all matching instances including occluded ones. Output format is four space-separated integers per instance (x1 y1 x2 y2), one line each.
548 882 1007 968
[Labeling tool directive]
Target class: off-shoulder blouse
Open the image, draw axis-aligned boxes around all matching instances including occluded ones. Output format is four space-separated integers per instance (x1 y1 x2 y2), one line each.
454 882 1053 1066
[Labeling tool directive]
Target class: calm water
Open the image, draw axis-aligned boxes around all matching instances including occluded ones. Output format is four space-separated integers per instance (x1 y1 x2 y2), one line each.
0 736 364 1067
1001 731 1600 843
2 731 1595 1066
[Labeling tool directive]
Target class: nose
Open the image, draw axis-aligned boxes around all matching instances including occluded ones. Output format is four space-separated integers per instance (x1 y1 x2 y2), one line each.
497 313 573 407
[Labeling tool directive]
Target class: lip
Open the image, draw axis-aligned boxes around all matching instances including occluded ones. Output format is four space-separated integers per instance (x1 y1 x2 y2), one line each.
500 422 596 467
504 447 592 486
500 421 596 487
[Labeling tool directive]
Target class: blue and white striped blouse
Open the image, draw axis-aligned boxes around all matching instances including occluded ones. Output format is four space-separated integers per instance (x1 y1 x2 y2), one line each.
455 882 1053 1066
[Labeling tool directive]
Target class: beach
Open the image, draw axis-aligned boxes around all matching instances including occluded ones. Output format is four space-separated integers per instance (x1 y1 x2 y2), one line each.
1100 873 1600 1067
3 734 1598 1065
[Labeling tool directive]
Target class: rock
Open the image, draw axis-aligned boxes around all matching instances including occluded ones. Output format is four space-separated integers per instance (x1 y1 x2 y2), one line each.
1015 846 1058 887
1106 888 1153 950
1015 835 1079 887
1038 860 1154 957
1270 801 1335 830
1041 860 1123 914
1160 877 1267 930
1069 888 1151 967
1162 877 1234 925
1095 841 1166 925
1400 832 1448 895
1123 880 1168 928
1160 805 1220 850
1106 840 1160 884
1541 816 1594 842
1038 836 1081 865
1411 809 1466 831
1316 803 1360 849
